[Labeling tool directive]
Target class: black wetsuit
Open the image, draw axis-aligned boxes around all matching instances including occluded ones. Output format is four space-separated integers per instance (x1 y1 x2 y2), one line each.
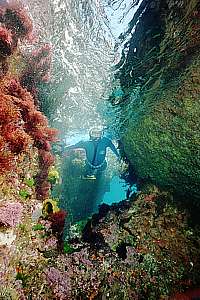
67 137 119 174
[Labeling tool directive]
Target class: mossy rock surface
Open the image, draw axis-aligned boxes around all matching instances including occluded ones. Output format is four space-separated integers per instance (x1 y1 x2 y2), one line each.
114 0 200 200
123 56 200 200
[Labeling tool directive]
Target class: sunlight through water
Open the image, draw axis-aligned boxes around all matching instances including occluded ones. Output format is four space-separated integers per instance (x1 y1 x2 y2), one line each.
22 0 141 135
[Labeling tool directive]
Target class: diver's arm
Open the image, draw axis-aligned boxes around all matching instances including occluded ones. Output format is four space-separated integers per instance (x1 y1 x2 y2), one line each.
65 141 85 151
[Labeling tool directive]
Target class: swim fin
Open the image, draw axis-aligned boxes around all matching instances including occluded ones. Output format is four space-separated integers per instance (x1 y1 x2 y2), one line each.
82 175 96 180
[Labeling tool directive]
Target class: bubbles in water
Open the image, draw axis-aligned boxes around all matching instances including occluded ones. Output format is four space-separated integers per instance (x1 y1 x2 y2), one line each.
23 0 115 134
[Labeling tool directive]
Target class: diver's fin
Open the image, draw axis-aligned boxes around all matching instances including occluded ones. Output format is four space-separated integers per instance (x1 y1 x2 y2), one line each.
82 175 96 180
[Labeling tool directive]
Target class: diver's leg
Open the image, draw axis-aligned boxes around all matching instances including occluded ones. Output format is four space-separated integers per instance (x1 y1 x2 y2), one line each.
83 161 96 179
96 160 107 178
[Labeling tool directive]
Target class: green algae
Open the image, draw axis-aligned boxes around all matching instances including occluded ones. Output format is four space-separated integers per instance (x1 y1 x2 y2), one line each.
32 224 46 231
122 56 200 199
19 189 31 199
112 0 200 201
23 177 35 187
63 242 76 254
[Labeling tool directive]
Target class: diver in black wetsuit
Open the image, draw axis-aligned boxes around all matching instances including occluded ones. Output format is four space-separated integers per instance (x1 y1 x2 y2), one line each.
66 128 120 179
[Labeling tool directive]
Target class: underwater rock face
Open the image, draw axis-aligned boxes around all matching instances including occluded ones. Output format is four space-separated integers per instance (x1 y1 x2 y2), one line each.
117 0 200 200
0 2 61 298
123 57 200 199
42 189 200 299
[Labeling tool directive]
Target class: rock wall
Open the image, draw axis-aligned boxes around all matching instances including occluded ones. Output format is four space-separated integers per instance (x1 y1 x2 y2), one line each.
0 2 62 298
41 188 200 299
115 0 200 200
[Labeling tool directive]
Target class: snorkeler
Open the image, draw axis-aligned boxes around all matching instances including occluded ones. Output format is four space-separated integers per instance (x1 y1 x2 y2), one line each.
65 128 120 179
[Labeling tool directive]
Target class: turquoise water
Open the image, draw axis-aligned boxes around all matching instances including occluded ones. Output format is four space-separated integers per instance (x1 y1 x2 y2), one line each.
101 176 137 205
63 130 137 211
24 0 140 220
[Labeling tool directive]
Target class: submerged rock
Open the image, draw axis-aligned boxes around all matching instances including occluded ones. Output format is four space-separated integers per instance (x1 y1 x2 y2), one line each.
37 189 200 299
114 0 200 201
123 57 200 200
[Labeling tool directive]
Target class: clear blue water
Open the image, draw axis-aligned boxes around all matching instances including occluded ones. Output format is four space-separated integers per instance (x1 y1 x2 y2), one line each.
24 0 140 218
101 176 137 205
64 132 137 212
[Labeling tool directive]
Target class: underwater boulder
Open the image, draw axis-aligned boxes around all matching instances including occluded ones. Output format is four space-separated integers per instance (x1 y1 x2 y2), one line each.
122 55 200 201
117 0 200 201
